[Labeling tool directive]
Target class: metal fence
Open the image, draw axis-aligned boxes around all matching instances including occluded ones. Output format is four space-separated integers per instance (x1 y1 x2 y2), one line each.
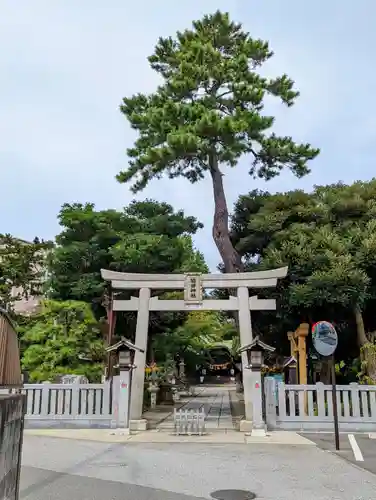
173 408 206 435
0 394 26 500
265 380 376 432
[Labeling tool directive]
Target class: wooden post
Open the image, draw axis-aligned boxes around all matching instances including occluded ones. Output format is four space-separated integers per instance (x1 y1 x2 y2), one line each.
287 324 308 413
297 323 309 386
297 323 309 415
287 324 308 385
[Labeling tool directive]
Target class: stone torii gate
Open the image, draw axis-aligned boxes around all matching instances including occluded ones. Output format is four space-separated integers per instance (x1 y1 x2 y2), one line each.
101 267 288 431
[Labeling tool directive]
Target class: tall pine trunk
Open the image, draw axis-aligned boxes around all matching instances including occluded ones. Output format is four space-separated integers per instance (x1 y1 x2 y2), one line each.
354 305 368 346
354 305 376 383
209 156 243 366
209 155 243 274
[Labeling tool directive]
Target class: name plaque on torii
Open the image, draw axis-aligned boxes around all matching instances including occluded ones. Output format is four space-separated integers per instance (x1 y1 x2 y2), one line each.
184 273 203 304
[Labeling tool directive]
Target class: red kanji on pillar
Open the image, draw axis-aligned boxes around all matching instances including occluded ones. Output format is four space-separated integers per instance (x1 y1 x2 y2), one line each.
255 382 260 389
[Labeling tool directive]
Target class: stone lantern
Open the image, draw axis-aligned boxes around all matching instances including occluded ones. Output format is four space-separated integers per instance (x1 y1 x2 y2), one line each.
106 337 144 431
238 336 275 436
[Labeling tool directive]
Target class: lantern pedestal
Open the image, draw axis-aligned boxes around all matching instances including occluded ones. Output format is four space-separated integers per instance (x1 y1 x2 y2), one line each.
249 370 266 435
239 420 253 432
238 336 275 436
118 370 132 428
106 337 145 432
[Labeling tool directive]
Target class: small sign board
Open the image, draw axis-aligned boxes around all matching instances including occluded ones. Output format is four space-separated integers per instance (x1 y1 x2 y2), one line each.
312 321 338 357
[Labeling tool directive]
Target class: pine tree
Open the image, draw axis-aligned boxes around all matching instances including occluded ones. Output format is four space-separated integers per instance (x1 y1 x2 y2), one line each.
117 11 319 272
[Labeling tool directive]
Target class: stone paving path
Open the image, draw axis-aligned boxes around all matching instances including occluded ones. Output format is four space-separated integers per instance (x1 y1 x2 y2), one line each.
145 385 241 431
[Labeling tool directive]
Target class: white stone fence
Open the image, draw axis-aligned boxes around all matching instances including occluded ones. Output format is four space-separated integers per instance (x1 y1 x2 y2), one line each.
265 380 376 432
1 379 118 428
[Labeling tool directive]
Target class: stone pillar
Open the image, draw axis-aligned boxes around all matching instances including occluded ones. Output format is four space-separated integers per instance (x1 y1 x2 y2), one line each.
129 287 150 430
249 370 266 436
118 368 131 430
237 286 253 431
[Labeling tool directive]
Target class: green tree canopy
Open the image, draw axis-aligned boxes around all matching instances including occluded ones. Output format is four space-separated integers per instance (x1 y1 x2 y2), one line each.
231 179 376 378
21 300 105 382
152 310 237 372
48 199 205 307
117 10 318 272
48 199 208 356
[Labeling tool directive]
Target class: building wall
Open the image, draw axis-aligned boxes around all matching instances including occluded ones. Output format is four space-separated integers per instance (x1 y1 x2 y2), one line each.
1 237 49 315
12 292 42 315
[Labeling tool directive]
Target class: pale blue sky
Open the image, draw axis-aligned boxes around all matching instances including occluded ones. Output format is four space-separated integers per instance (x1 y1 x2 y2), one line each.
1 1 375 270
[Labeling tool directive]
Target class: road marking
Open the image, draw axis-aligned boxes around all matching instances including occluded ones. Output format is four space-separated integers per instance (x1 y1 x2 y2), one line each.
348 434 364 462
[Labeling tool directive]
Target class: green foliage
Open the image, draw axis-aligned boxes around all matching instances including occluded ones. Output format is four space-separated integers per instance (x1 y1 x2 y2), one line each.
231 179 376 357
152 310 236 366
21 300 105 382
0 235 52 313
48 199 205 306
358 343 376 384
47 199 208 360
118 10 318 192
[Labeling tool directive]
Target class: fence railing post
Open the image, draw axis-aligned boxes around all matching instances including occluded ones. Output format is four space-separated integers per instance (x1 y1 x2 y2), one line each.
40 384 50 417
370 388 376 419
350 382 361 418
264 377 277 428
277 382 286 418
316 382 326 417
71 384 80 417
102 380 111 417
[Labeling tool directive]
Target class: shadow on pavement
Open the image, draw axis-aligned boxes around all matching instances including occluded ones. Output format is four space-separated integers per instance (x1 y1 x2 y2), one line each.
20 466 206 500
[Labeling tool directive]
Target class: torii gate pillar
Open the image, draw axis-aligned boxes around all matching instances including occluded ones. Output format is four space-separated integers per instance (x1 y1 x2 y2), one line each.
237 286 253 430
130 287 150 428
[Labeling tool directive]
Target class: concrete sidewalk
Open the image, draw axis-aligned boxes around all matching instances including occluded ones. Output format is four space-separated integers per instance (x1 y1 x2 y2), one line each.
24 428 315 445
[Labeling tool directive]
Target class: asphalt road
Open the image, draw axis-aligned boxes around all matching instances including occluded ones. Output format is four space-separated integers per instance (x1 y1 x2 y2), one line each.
302 432 376 475
20 465 202 500
19 435 376 500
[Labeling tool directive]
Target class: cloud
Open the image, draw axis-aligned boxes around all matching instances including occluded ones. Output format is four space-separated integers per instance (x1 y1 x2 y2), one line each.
1 1 375 270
